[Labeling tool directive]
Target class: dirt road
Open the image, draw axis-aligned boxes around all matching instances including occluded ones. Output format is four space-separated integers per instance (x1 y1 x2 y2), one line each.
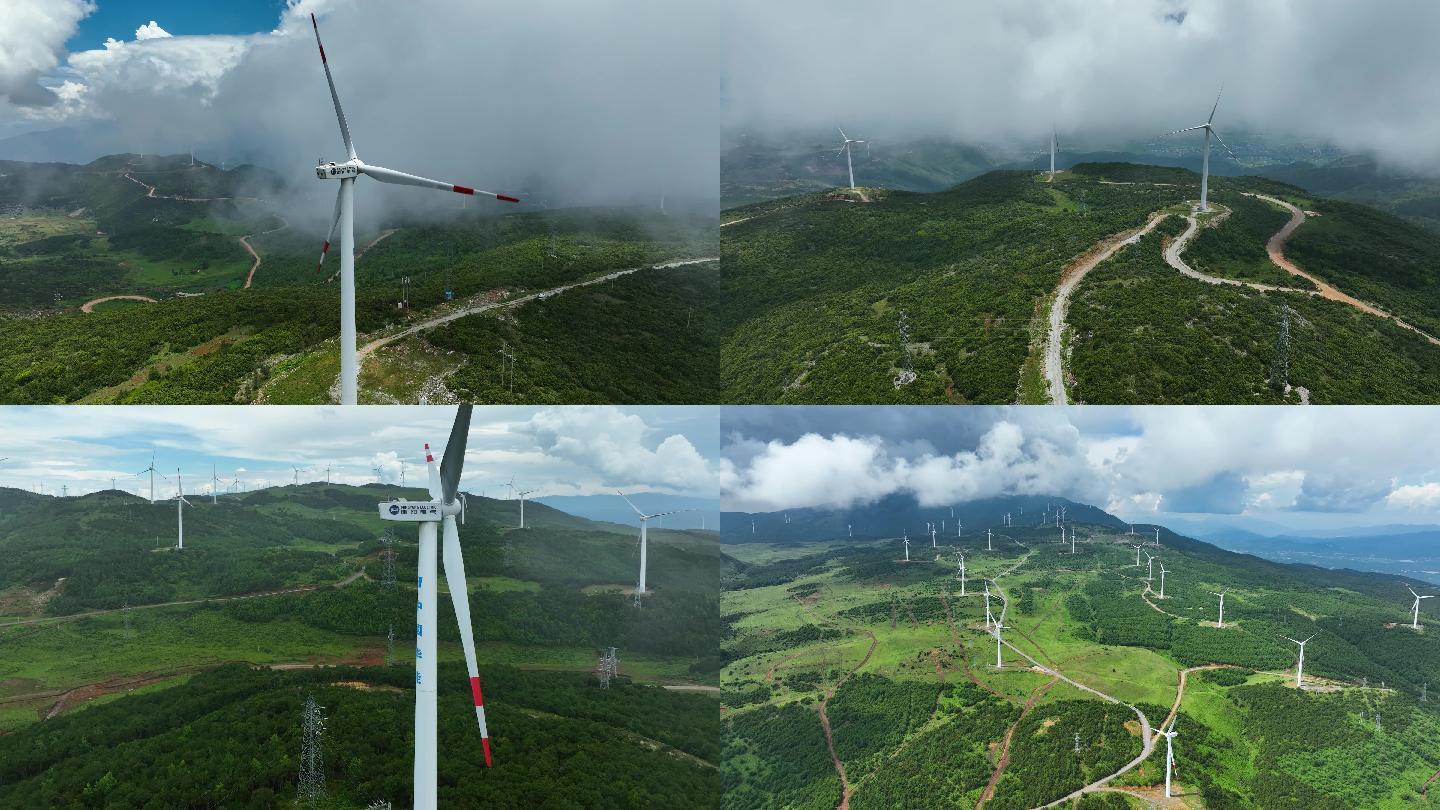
1045 213 1169 404
352 256 717 372
80 294 156 313
1244 193 1440 346
240 219 289 289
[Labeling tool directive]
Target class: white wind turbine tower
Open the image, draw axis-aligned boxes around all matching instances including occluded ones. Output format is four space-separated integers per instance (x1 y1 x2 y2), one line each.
1163 87 1236 213
903 532 910 562
835 128 867 189
1154 527 1161 548
292 466 309 485
1284 634 1316 689
136 452 161 503
618 492 688 607
173 470 192 550
986 528 994 552
956 552 967 595
1212 591 1227 626
1157 562 1169 599
1049 124 1059 180
1160 720 1180 798
1131 544 1144 566
211 465 221 505
1069 526 1077 554
308 13 518 405
992 615 1005 669
1407 586 1434 630
1145 552 1155 581
983 583 993 629
930 526 937 548
516 488 536 529
376 405 493 805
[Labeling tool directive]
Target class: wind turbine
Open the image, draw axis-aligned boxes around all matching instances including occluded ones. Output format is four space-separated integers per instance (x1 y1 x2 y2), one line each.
835 128 866 189
1407 586 1434 630
1154 527 1161 548
308 13 518 405
1157 562 1169 599
930 526 937 548
516 489 536 529
292 466 309 485
1048 124 1059 180
903 532 910 562
376 405 492 806
1160 719 1180 798
1145 552 1155 581
211 465 221 505
173 471 192 550
993 616 1005 669
1163 87 1236 213
1131 544 1144 567
136 452 160 503
1069 526 1077 555
618 492 688 606
986 528 993 552
1284 634 1316 689
1212 591 1226 626
983 583 993 629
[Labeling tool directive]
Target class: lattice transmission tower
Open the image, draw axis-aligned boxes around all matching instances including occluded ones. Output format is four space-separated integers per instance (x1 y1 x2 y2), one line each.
597 646 620 688
893 310 917 388
299 695 327 806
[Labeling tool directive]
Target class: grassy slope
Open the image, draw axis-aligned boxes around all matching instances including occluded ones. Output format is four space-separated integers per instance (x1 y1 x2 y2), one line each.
722 522 1440 809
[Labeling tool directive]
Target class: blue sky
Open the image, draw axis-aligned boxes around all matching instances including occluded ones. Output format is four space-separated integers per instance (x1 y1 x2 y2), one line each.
721 406 1440 532
0 406 720 515
65 0 285 51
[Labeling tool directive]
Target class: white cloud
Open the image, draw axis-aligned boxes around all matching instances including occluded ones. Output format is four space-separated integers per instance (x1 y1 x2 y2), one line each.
134 21 172 41
0 0 93 106
519 406 717 495
724 407 1440 526
1387 483 1440 511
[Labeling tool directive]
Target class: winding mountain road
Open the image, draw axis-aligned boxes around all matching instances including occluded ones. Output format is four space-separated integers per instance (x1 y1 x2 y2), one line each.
80 294 156 312
1044 213 1168 404
352 257 717 370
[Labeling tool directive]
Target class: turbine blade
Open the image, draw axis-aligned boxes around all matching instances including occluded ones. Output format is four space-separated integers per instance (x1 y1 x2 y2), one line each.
316 184 344 272
616 490 645 517
439 404 472 505
310 14 356 160
424 444 442 501
1209 128 1239 162
1162 124 1209 137
442 516 491 766
1208 85 1224 124
647 508 692 519
359 163 519 202
838 127 848 141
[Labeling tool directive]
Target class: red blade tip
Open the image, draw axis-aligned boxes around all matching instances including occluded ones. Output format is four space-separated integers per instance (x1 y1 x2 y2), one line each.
482 738 493 768
498 194 520 203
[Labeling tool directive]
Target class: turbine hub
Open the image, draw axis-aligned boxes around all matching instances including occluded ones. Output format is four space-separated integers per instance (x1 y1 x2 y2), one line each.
316 159 361 180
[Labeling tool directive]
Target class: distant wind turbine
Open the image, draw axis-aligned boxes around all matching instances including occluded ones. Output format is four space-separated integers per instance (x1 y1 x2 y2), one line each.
1049 124 1059 180
1131 544 1144 567
1157 562 1169 599
1163 87 1237 212
1212 591 1227 626
1284 634 1316 689
516 489 536 529
136 452 161 503
308 13 518 405
618 491 689 607
173 470 192 550
1407 586 1434 630
835 127 867 189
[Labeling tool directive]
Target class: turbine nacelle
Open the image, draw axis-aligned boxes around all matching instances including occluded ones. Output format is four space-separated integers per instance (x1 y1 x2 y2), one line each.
378 499 462 521
316 159 362 180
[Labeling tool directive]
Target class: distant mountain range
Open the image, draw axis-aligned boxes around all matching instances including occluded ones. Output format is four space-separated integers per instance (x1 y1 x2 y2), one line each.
722 493 1129 544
